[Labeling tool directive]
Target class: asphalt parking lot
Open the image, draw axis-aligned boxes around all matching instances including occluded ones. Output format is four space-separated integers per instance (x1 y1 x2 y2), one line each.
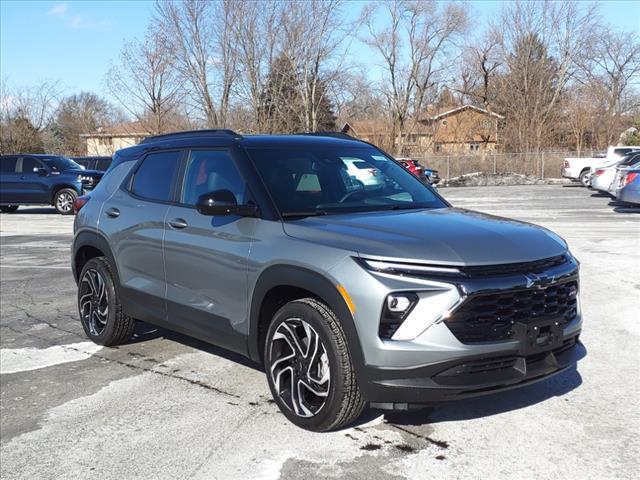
1 184 638 480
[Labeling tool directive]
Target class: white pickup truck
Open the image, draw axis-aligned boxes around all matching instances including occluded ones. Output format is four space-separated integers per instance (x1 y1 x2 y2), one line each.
562 146 640 186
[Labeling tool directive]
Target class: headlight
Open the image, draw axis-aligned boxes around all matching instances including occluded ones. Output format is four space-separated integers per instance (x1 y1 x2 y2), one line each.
358 258 463 277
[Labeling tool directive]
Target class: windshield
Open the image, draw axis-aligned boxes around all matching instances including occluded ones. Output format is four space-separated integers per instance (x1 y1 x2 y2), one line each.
41 156 83 171
247 146 446 217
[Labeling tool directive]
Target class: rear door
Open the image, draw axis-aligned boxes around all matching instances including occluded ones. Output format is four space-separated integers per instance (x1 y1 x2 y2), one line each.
17 157 50 203
163 148 257 353
99 150 183 324
0 156 20 203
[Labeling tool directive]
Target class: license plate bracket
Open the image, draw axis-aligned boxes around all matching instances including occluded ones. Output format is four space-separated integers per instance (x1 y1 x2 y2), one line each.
512 319 564 356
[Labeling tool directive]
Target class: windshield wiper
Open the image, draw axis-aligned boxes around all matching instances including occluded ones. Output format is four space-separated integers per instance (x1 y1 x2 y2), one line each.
385 204 429 211
282 210 328 219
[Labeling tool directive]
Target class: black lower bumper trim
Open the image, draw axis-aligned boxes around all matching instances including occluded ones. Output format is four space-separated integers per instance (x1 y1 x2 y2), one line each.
360 335 584 405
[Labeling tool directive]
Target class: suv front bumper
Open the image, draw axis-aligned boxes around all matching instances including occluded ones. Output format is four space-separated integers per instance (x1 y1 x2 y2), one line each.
362 333 584 408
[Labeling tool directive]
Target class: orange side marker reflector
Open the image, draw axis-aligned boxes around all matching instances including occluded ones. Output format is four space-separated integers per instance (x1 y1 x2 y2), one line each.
337 285 356 315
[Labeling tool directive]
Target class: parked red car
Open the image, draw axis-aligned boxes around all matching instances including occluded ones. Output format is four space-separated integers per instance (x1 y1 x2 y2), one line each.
396 158 440 185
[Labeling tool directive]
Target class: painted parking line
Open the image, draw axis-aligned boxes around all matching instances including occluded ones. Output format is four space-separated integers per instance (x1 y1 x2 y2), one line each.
0 342 103 374
0 265 70 269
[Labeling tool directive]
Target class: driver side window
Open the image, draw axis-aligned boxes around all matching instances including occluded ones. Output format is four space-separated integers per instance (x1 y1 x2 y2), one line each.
20 157 43 174
181 150 246 206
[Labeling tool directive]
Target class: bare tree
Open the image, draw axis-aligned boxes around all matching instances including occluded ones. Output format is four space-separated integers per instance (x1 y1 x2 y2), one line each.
230 0 283 132
155 0 238 127
495 0 598 152
577 29 640 146
280 0 350 132
106 27 183 134
456 30 502 110
0 79 63 153
54 92 116 155
362 0 468 153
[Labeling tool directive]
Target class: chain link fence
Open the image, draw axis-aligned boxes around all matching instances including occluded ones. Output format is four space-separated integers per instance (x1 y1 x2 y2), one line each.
409 150 598 180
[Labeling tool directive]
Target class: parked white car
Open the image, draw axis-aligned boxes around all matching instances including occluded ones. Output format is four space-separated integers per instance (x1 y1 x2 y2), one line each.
342 157 386 189
610 155 640 197
562 146 640 186
590 153 640 194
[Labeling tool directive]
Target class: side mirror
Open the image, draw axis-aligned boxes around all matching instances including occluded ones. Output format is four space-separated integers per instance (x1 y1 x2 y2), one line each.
196 189 258 217
34 167 48 176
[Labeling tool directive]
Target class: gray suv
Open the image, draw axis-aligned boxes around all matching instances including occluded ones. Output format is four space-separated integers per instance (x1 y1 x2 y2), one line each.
72 130 583 431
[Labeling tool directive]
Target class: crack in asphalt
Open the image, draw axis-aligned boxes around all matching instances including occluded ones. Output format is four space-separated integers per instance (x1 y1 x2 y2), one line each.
383 424 449 449
1 325 242 400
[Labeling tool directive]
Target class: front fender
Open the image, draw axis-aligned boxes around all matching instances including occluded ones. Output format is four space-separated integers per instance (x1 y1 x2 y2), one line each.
248 265 365 378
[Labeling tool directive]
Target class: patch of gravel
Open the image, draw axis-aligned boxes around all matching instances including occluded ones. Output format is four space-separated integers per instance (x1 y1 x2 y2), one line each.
443 172 570 187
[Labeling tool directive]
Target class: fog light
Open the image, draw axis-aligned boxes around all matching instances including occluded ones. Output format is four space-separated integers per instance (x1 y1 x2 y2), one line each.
379 293 419 339
387 295 413 312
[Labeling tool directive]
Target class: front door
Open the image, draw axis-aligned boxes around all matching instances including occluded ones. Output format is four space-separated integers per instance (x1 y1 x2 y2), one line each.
17 157 50 203
163 149 257 354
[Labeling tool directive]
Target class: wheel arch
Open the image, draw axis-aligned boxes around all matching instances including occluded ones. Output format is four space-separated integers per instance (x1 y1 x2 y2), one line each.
51 184 80 204
248 265 365 376
73 231 120 287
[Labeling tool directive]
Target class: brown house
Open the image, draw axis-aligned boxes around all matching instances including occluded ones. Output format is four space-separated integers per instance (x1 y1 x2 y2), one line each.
342 105 504 155
80 121 150 156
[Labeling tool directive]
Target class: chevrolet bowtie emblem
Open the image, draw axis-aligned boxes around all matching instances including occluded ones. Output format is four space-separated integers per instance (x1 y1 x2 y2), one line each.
524 273 553 289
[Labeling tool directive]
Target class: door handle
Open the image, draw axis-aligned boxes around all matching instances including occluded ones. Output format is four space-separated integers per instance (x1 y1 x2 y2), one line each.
168 218 188 229
105 207 120 218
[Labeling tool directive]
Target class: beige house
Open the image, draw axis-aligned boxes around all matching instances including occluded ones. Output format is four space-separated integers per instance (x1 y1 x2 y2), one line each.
80 122 150 156
342 105 504 155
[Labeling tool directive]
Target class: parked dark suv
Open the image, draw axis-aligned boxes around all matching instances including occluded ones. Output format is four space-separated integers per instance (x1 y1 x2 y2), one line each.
72 130 583 431
0 154 103 214
72 156 112 171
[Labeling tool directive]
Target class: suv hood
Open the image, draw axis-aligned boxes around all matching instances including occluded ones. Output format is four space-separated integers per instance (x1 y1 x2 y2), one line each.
282 208 567 265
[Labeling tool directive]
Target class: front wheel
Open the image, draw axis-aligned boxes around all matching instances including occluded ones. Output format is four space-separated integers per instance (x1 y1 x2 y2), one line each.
0 205 19 213
54 188 77 215
264 298 364 432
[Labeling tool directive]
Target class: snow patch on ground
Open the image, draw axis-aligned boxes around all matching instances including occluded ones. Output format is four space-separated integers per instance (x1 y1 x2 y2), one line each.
0 342 102 374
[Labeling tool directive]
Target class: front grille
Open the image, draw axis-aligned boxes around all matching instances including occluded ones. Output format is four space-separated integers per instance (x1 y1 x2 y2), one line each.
446 280 578 343
461 255 568 278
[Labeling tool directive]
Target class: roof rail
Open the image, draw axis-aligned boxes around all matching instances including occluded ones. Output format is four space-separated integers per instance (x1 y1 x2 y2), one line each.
296 131 360 141
140 129 241 144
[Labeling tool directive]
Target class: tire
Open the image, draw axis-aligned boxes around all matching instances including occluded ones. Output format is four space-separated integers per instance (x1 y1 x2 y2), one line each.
54 188 77 215
264 298 364 432
579 170 591 187
77 257 135 346
0 205 19 213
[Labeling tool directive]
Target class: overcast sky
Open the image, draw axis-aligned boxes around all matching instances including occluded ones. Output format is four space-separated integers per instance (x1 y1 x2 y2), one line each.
2 0 639 102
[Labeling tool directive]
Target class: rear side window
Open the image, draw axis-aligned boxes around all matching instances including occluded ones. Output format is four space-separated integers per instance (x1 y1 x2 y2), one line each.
131 151 181 202
0 156 17 173
96 159 111 170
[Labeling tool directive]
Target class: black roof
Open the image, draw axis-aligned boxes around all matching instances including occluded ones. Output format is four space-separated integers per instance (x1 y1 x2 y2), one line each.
113 130 372 165
139 130 367 148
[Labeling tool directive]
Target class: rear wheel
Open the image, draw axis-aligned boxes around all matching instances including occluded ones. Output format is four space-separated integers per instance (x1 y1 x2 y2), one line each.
54 188 77 215
264 298 364 432
579 170 591 187
0 205 19 213
78 257 135 346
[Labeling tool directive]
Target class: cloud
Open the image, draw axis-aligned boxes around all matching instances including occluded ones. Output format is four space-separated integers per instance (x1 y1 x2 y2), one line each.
47 3 69 16
46 2 111 29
